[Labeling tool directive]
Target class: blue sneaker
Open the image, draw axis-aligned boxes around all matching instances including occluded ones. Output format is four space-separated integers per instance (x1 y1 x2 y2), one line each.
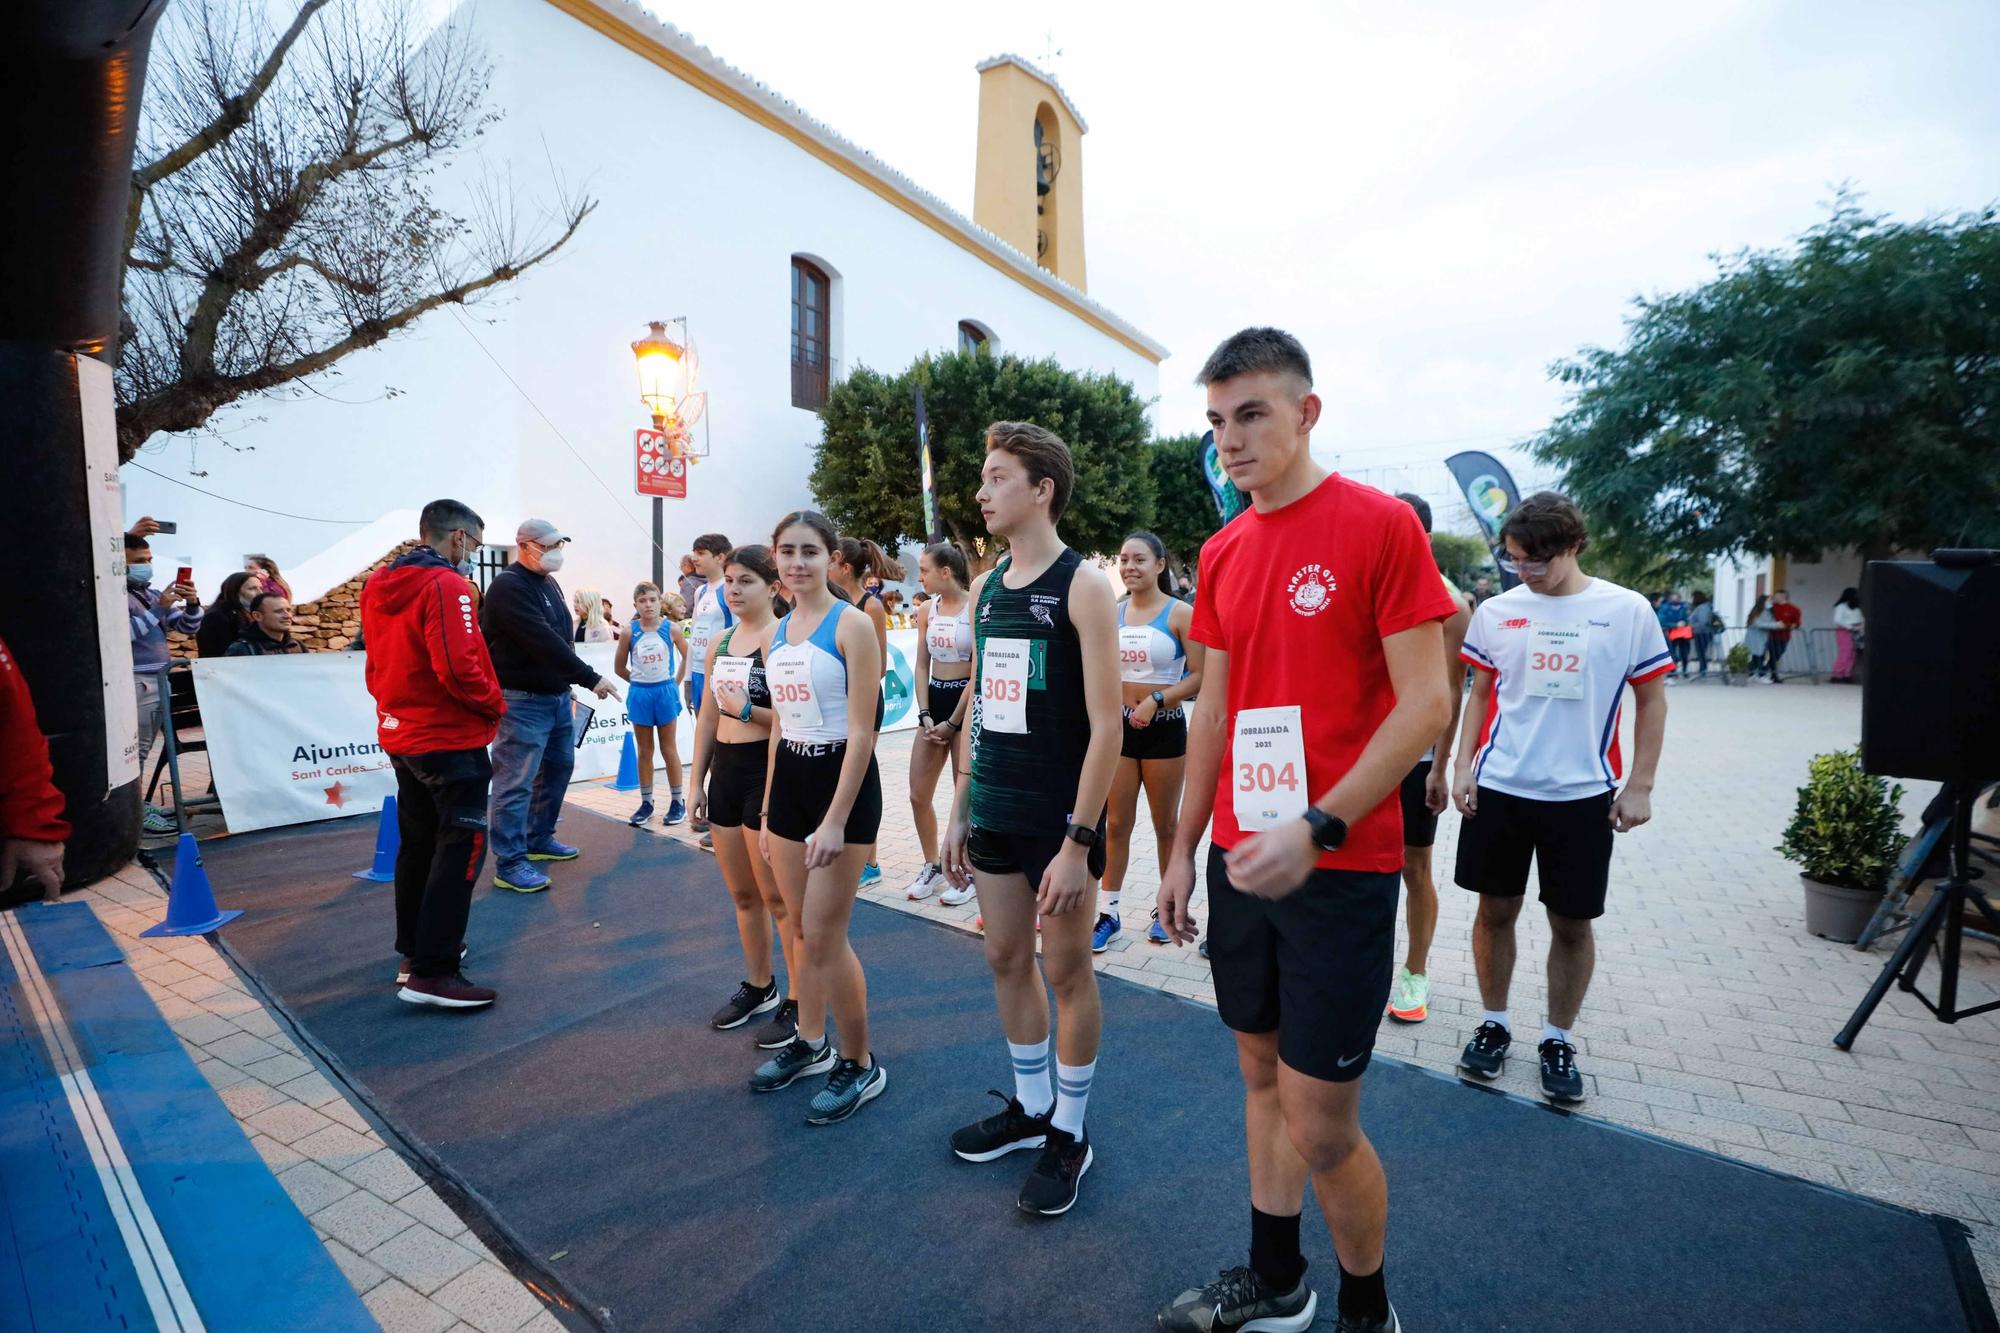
664 798 687 827
805 1057 887 1126
494 861 550 893
526 837 579 862
1091 913 1120 953
1147 910 1170 945
628 800 654 827
859 862 883 888
1199 937 1209 961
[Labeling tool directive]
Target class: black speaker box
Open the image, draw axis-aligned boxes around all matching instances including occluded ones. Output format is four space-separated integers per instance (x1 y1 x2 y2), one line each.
1860 552 2000 784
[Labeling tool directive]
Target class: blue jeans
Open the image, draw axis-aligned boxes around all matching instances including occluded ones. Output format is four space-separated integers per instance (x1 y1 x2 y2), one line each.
488 690 575 866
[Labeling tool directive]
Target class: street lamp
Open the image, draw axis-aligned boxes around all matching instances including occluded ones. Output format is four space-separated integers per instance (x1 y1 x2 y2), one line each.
632 319 689 588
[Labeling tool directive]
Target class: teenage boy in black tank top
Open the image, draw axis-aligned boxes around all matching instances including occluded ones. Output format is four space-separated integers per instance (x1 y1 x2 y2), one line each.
942 422 1123 1218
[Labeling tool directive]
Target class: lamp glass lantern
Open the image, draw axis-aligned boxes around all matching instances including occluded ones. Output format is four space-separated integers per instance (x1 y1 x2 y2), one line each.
632 319 688 430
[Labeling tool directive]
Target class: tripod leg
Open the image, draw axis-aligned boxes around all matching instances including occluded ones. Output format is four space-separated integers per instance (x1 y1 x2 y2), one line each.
1835 884 1949 1049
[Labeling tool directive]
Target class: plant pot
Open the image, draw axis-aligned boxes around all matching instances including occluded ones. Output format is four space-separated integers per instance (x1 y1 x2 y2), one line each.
1801 874 1882 943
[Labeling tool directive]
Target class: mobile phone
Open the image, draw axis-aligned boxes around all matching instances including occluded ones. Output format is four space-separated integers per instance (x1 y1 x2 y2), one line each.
176 565 194 586
153 520 178 534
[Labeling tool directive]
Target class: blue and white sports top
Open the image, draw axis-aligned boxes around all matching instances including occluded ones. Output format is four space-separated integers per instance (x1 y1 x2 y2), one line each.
1117 598 1186 687
924 595 974 666
626 622 677 685
767 602 855 745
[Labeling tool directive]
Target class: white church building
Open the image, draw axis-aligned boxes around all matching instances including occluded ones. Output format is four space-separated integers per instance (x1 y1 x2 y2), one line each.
123 0 1166 606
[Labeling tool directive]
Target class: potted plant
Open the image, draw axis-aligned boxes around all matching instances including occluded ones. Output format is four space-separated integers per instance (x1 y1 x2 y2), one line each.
1778 749 1907 942
1724 642 1753 684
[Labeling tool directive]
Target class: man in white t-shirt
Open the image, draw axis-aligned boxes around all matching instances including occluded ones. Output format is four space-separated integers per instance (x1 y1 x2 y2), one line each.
1450 492 1670 1103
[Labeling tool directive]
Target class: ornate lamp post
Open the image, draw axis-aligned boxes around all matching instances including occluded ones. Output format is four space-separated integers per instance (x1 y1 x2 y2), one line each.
632 319 689 588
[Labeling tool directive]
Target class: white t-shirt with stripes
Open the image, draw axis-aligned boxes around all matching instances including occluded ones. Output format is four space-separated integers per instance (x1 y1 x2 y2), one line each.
1460 578 1672 802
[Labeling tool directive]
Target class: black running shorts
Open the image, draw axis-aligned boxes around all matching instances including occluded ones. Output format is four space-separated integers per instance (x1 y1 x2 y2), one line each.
967 818 1107 889
1206 843 1397 1084
705 740 767 831
1453 785 1615 920
925 675 970 727
765 741 883 846
1120 707 1188 761
1399 759 1439 849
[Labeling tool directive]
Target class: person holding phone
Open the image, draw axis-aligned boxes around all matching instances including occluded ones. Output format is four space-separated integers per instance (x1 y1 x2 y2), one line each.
124 530 203 834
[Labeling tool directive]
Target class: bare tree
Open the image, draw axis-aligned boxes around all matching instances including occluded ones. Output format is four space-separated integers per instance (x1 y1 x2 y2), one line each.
117 0 593 460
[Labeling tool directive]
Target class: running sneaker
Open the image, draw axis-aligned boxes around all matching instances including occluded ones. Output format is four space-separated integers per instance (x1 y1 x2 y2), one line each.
1198 938 1210 961
1091 912 1121 953
395 944 467 986
1459 1020 1512 1080
397 972 496 1010
938 879 976 907
859 862 883 888
664 798 687 827
141 805 176 834
627 800 655 827
1334 1302 1401 1333
750 1037 837 1093
712 979 780 1030
1386 968 1429 1024
906 864 943 901
1155 1265 1317 1333
525 837 579 862
950 1090 1049 1162
1539 1037 1586 1103
805 1057 886 1125
493 861 550 893
699 831 714 853
1147 910 1171 945
691 813 711 834
751 998 799 1050
1018 1126 1092 1216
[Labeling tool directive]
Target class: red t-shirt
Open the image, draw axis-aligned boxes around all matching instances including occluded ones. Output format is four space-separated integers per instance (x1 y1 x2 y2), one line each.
1191 474 1459 871
1771 602 1802 640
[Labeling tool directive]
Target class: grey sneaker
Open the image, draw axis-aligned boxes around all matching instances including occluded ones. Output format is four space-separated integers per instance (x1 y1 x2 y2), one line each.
1156 1265 1316 1332
750 1037 836 1093
805 1057 886 1125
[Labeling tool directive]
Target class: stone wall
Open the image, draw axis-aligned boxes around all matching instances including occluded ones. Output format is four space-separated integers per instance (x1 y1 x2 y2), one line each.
165 540 421 656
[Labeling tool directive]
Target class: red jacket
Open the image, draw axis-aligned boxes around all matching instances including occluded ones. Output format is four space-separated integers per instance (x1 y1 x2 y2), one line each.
361 548 505 754
1771 601 1802 641
0 636 70 843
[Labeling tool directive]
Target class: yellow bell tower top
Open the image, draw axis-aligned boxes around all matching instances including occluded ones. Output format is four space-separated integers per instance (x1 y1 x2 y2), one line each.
973 55 1087 293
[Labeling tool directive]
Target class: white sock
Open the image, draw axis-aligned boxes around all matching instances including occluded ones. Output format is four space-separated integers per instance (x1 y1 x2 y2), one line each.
1105 892 1120 915
1052 1058 1095 1138
1542 1023 1572 1045
670 786 684 803
1009 1039 1053 1117
1483 1010 1511 1032
639 784 653 801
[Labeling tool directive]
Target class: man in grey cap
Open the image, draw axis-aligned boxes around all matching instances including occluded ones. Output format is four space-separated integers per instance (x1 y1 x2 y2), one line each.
481 518 620 892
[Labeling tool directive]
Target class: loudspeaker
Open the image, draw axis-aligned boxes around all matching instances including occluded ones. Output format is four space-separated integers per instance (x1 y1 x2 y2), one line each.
1860 552 2000 784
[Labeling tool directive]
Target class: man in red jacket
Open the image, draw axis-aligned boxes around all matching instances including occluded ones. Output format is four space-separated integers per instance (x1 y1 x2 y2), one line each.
1 636 69 903
361 500 506 1010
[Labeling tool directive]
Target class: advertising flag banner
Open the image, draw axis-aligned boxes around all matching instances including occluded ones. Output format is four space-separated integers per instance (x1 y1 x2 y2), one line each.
916 386 939 543
1200 429 1248 524
1444 449 1525 587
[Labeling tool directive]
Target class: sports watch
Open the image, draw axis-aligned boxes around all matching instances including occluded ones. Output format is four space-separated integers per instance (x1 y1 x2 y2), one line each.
1064 820 1100 849
1150 690 1166 707
1302 808 1349 852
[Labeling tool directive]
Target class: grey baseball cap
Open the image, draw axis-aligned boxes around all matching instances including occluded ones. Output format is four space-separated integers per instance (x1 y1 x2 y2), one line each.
516 517 570 545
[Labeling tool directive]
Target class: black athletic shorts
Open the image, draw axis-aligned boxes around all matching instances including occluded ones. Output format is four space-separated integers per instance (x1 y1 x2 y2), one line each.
1120 707 1187 761
925 676 969 727
705 740 767 831
1400 759 1439 849
968 817 1108 888
765 740 883 845
1206 843 1397 1084
1453 785 1615 920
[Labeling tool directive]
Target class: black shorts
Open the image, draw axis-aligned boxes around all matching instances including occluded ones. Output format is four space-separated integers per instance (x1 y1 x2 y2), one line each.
925 675 970 726
1120 707 1187 761
1207 843 1397 1084
706 740 767 831
765 740 883 845
1400 760 1439 849
968 818 1107 888
1453 785 1615 920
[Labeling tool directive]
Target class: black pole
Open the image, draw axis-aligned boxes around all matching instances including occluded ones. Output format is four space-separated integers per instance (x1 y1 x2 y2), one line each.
1 2 169 904
652 496 665 591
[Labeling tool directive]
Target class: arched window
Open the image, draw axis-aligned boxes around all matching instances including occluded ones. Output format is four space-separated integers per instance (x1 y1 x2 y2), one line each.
958 320 991 354
791 257 831 409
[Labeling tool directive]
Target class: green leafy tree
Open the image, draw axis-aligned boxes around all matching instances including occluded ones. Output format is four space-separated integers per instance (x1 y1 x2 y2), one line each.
1145 433 1220 570
1533 196 2000 564
1428 532 1493 589
811 348 1155 559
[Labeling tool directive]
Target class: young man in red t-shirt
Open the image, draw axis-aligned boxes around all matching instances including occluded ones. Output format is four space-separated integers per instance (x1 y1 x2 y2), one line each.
1155 329 1455 1333
1767 589 1803 683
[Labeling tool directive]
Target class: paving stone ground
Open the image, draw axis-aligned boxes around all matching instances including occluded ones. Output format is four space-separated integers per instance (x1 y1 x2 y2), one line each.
118 674 2000 1323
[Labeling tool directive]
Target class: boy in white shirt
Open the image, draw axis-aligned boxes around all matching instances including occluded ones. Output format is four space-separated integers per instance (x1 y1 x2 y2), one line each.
1451 493 1670 1103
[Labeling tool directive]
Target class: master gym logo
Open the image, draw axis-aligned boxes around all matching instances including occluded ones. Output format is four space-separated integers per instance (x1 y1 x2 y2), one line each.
1287 564 1337 617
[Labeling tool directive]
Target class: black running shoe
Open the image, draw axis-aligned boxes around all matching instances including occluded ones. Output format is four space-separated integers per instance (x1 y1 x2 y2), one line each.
711 979 780 1030
1458 1020 1511 1080
1156 1265 1317 1332
752 997 799 1050
1018 1125 1092 1216
805 1056 886 1125
1334 1302 1401 1333
1539 1037 1585 1103
950 1090 1049 1162
749 1037 836 1093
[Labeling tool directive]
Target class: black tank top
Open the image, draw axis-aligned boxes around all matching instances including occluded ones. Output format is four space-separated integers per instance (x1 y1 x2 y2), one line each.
717 626 771 709
969 547 1089 834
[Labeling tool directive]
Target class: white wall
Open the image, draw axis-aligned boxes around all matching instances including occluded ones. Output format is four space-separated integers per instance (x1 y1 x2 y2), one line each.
123 0 1161 611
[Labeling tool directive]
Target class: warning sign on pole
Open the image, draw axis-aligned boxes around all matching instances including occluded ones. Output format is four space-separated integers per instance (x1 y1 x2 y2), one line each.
636 428 687 499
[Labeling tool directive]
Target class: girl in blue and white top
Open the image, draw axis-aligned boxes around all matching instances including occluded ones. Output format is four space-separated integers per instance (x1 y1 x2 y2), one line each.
614 582 689 827
906 542 976 904
751 510 887 1125
1096 532 1204 952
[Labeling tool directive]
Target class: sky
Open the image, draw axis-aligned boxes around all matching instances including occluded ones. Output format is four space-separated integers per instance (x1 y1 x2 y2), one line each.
634 0 1999 527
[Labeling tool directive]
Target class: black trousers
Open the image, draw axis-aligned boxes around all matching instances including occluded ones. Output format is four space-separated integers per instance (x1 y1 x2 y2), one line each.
391 749 492 979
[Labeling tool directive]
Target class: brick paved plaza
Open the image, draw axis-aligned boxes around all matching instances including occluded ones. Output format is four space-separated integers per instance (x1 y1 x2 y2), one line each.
79 677 2000 1327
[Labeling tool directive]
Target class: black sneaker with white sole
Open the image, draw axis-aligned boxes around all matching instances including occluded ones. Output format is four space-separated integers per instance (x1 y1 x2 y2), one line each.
950 1090 1049 1162
1155 1265 1317 1332
395 943 467 986
1539 1037 1586 1102
1018 1125 1092 1216
711 979 781 1030
749 1037 836 1092
752 997 799 1050
1458 1020 1512 1079
397 972 496 1010
1334 1302 1400 1333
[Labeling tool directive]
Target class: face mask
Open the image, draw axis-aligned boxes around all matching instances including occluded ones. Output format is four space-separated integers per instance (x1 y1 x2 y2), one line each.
127 563 153 585
536 546 565 573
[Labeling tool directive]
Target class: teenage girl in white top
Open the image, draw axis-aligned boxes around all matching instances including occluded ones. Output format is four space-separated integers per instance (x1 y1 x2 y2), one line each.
906 542 975 903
